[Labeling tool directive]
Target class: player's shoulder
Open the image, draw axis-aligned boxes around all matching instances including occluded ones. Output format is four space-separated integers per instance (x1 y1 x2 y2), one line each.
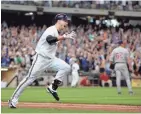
124 48 129 53
74 63 79 67
112 47 118 52
114 46 124 51
46 25 55 31
43 25 57 35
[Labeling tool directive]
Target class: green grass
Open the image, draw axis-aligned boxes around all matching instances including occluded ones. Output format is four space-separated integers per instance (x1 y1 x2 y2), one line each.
1 107 119 113
1 87 141 105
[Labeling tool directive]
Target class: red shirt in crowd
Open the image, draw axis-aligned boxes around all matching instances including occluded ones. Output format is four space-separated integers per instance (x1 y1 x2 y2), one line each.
80 76 89 86
100 73 109 81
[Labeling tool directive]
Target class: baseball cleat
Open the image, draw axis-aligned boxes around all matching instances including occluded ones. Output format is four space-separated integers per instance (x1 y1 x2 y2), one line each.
118 92 122 95
47 86 59 101
8 100 16 108
129 91 134 95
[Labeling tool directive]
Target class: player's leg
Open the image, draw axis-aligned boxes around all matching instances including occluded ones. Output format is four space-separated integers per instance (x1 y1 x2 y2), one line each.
9 76 37 108
115 70 122 94
71 72 79 87
71 72 75 87
53 58 71 81
107 80 112 87
75 72 79 86
101 80 105 87
47 57 71 101
9 54 51 107
122 67 133 94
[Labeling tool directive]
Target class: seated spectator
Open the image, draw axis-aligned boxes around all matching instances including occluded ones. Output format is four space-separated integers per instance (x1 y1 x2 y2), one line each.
100 72 112 87
79 76 91 86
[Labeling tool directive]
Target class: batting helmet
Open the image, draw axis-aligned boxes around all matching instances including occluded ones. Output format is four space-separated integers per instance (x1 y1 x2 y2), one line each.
117 40 123 45
53 13 70 24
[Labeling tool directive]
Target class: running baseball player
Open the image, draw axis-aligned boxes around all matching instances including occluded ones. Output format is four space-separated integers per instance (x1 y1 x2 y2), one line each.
109 40 133 95
8 13 76 108
69 58 80 87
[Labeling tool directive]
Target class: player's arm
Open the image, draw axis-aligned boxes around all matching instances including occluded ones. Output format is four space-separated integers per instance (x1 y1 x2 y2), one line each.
46 31 76 44
46 35 64 44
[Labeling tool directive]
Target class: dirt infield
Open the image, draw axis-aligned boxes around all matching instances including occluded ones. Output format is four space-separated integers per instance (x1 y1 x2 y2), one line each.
2 102 141 113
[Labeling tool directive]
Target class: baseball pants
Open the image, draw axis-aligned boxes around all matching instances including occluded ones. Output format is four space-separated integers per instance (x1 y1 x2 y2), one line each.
71 71 79 87
115 63 132 92
10 53 71 106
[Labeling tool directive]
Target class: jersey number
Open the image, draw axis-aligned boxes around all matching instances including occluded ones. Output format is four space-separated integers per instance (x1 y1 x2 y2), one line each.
115 52 123 59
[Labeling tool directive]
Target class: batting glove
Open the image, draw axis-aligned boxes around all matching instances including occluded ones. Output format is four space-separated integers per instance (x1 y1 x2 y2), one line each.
63 31 76 40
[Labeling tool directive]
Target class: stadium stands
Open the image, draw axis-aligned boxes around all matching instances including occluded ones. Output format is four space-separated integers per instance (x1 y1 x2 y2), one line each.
2 1 141 11
1 21 141 79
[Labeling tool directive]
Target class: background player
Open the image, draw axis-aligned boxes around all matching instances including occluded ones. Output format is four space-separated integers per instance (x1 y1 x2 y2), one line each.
8 13 76 108
109 40 133 95
69 57 80 87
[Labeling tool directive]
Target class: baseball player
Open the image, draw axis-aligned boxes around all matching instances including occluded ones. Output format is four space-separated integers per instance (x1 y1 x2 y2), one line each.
8 13 76 108
69 58 80 87
109 40 133 95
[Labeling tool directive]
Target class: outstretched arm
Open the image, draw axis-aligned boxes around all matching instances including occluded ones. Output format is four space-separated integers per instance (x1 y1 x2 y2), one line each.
46 31 76 45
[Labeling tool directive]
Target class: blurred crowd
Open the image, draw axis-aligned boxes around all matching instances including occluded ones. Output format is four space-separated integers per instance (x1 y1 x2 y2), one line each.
1 20 141 79
2 0 141 11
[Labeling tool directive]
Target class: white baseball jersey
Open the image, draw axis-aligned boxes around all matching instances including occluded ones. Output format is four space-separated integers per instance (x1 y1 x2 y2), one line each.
69 58 77 65
110 46 129 63
35 25 59 59
72 63 80 72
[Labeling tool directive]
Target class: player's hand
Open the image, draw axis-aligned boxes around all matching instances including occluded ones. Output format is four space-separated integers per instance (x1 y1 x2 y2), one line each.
63 31 76 40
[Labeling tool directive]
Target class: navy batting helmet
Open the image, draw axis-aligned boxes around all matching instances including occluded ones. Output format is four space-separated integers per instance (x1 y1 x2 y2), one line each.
53 13 70 24
118 40 123 44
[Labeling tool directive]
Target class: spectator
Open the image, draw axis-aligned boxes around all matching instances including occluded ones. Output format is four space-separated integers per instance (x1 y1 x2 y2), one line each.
105 57 112 76
9 60 18 68
14 52 24 66
81 53 89 72
100 72 112 87
23 48 31 70
79 76 91 86
99 49 106 74
1 52 10 67
65 53 71 64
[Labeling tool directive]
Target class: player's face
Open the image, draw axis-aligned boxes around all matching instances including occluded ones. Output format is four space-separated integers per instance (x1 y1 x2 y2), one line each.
59 20 68 31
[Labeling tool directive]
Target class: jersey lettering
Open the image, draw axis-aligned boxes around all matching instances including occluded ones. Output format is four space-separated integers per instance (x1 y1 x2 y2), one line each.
115 52 123 60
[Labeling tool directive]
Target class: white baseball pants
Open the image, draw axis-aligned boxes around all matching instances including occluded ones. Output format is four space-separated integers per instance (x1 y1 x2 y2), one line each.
71 71 79 87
